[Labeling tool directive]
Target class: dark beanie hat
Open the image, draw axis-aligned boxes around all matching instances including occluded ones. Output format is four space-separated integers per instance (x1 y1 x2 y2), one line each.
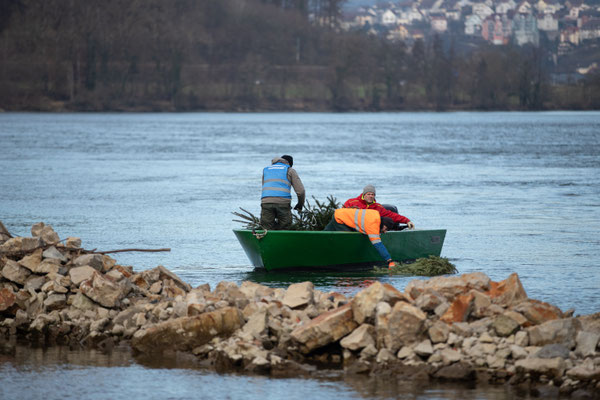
281 155 293 167
380 217 395 231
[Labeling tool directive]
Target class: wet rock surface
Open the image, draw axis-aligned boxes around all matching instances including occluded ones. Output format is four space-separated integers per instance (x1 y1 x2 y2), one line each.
1 221 599 397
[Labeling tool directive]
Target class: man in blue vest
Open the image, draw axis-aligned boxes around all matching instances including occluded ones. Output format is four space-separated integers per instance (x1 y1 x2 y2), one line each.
260 155 305 230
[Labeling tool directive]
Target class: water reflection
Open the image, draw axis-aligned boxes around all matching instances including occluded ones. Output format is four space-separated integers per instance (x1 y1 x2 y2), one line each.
0 345 532 400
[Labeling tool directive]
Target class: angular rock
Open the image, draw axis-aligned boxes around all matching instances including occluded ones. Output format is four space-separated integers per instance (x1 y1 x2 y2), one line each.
428 320 450 343
31 260 60 274
18 249 42 271
155 265 191 292
1 259 31 284
434 362 475 380
0 287 16 312
493 314 521 337
414 339 433 357
486 272 527 307
31 222 45 237
282 281 314 309
291 303 358 353
69 266 97 286
376 348 395 363
43 294 66 311
242 310 268 339
397 346 415 359
240 281 274 301
132 306 244 353
39 225 60 245
527 318 582 348
377 301 426 352
405 272 490 301
470 289 492 318
576 331 599 357
440 293 474 323
510 344 528 360
352 281 408 324
65 237 82 248
534 343 570 359
79 271 128 308
414 289 446 312
340 323 375 351
512 299 563 325
24 275 46 291
41 280 68 294
440 348 462 364
0 237 42 253
515 330 529 347
503 310 528 326
70 292 97 311
42 246 68 263
566 364 600 381
162 279 187 299
515 357 566 378
149 281 162 294
73 254 104 271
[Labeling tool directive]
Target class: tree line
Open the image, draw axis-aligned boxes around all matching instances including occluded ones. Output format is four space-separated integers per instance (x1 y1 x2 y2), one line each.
1 0 598 111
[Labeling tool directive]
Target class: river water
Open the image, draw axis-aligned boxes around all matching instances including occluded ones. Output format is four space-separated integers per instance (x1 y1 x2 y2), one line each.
1 112 599 399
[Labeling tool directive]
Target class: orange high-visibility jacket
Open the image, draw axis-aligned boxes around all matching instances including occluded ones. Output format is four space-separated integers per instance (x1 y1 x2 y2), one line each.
334 208 382 245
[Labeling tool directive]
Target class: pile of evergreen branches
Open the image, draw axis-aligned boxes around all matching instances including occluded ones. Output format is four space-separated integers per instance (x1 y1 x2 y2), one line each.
232 195 340 231
373 256 457 276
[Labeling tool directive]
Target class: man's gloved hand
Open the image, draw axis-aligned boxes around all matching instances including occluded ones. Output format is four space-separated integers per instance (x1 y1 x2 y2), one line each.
407 221 415 229
293 204 303 212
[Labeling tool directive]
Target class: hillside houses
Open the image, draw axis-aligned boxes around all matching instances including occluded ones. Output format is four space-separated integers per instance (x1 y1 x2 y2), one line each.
341 0 600 52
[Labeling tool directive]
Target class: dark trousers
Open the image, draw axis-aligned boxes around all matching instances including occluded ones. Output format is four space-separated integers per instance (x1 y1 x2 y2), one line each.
260 203 292 230
323 217 354 232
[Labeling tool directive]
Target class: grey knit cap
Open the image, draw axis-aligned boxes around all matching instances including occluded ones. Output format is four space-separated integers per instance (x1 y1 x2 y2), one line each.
362 185 376 195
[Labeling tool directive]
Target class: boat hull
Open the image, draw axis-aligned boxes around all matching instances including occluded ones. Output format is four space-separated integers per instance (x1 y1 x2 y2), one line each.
233 229 446 271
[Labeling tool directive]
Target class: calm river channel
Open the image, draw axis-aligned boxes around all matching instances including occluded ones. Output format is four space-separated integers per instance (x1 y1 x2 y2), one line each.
1 112 599 399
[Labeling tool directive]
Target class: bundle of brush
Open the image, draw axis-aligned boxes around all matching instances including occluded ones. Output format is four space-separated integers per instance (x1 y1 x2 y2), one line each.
374 256 457 276
232 195 340 231
290 195 340 231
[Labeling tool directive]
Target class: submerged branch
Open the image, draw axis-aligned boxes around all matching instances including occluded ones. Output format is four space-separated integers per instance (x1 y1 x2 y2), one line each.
91 248 171 254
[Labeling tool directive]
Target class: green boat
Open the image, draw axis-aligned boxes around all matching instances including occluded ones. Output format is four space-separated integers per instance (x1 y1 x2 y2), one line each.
233 229 446 271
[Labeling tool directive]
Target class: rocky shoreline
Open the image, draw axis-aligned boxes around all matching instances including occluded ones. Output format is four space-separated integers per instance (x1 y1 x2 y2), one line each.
1 222 599 398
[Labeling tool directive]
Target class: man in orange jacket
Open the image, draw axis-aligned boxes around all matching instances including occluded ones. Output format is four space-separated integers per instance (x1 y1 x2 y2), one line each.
343 185 415 229
324 208 398 268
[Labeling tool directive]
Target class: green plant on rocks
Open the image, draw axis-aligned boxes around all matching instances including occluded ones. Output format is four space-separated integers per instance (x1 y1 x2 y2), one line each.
232 195 340 231
373 256 457 276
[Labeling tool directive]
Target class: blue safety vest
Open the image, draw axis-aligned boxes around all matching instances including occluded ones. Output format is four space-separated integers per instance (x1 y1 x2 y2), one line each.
262 163 292 199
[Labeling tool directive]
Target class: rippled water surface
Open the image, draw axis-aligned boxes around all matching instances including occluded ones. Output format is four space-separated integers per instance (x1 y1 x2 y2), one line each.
1 112 599 399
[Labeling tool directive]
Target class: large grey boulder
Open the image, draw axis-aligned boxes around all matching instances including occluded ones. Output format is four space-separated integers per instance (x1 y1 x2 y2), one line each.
132 306 244 353
515 357 566 379
291 303 357 353
527 318 582 348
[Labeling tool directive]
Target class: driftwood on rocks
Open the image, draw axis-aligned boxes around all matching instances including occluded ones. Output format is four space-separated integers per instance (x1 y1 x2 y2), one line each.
1 220 599 398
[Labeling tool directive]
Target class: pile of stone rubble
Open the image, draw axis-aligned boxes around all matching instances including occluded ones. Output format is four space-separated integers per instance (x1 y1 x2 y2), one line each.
1 221 599 398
